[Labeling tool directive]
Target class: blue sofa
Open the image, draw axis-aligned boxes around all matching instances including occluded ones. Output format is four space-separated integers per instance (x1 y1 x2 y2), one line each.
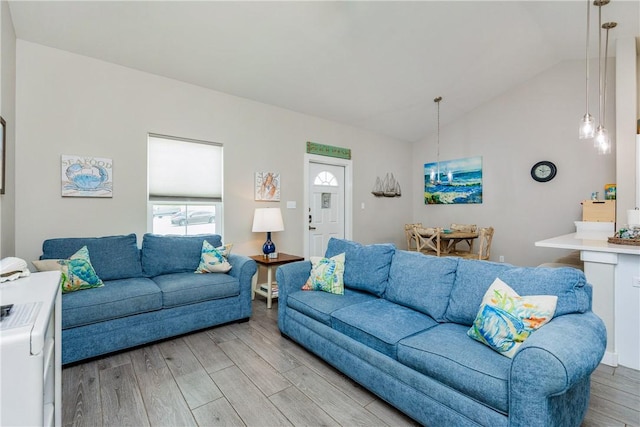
276 238 606 427
39 233 257 365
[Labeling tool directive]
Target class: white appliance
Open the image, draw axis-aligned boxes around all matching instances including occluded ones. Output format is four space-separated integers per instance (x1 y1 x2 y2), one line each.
0 271 62 426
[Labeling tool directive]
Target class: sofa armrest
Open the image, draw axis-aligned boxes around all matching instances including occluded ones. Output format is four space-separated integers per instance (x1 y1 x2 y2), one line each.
509 311 606 426
226 254 257 318
275 260 311 328
227 253 257 284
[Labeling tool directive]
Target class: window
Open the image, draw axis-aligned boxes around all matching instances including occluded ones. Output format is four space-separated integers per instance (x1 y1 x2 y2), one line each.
313 171 338 186
148 134 223 236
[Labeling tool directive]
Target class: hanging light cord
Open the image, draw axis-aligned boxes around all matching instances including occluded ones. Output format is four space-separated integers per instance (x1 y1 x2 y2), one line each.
584 0 591 115
434 96 442 182
597 1 603 128
601 21 616 129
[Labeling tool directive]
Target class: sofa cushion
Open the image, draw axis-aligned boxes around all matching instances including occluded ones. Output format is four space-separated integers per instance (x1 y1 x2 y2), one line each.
386 251 458 322
286 288 377 326
468 278 557 358
152 272 239 308
302 253 345 294
60 246 104 293
398 323 511 415
141 233 223 277
325 238 395 296
331 299 438 359
41 233 143 281
497 266 590 317
196 241 232 273
61 277 162 329
445 259 513 325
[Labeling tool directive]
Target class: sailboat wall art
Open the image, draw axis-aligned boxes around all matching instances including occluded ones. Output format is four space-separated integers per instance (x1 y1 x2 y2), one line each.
372 173 401 198
424 156 482 205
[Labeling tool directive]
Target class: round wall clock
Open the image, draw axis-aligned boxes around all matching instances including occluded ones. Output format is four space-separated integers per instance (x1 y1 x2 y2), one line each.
531 161 557 182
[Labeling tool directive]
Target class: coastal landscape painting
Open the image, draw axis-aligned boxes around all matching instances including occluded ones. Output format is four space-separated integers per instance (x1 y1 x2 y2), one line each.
424 156 482 204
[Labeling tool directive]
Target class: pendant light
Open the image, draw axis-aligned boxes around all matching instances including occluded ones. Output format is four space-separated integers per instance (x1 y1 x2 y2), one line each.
592 0 613 154
579 0 595 139
594 19 616 154
432 96 442 185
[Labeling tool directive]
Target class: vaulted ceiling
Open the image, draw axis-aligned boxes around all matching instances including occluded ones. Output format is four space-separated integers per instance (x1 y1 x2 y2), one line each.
8 1 640 142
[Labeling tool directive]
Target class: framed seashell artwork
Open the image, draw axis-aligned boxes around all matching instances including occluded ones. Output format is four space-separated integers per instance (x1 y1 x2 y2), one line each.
61 154 113 197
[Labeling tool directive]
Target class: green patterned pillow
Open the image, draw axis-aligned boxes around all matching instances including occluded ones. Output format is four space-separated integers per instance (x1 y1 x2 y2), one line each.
302 253 345 295
468 278 557 358
60 246 104 293
195 240 232 273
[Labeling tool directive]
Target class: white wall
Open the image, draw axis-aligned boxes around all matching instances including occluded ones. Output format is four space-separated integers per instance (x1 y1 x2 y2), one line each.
14 41 413 264
10 39 627 268
412 59 616 267
615 37 638 221
0 0 16 258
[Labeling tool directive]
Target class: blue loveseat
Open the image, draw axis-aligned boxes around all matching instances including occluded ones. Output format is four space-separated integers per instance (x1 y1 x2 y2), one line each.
39 233 257 365
276 238 606 427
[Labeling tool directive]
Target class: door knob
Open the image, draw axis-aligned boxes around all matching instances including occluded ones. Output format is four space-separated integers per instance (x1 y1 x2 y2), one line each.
308 226 317 230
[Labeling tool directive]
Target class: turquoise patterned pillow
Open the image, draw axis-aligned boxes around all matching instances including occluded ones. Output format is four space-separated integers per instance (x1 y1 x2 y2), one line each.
195 240 232 273
468 278 557 358
60 246 104 293
302 253 345 295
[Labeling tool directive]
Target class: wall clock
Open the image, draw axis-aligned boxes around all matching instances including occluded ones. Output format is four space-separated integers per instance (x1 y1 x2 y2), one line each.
531 161 557 182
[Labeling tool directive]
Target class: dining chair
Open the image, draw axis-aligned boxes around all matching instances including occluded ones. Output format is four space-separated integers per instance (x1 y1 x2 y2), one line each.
404 223 422 251
452 227 494 260
413 226 443 256
450 223 477 233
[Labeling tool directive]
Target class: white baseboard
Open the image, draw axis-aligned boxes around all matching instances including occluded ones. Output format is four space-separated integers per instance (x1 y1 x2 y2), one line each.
600 351 618 367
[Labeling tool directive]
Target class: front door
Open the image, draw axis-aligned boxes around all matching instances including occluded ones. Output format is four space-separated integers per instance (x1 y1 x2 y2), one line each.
308 162 345 257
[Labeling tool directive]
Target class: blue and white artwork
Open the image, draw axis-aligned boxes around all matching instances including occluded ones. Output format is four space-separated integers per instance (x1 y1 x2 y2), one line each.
61 155 113 197
424 156 482 204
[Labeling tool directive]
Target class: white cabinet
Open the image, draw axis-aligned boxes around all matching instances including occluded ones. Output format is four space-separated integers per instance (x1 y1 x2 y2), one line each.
0 271 62 426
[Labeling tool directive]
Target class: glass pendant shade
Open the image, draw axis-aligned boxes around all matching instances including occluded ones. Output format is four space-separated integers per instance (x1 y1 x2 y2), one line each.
594 125 611 154
579 113 595 139
579 0 594 140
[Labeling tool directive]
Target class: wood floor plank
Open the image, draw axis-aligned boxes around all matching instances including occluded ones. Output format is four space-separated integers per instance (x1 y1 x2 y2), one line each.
99 363 150 427
128 345 196 426
269 386 340 427
96 352 133 371
592 369 640 397
183 330 234 374
582 407 625 427
61 300 640 427
157 337 223 409
191 397 245 427
284 365 386 426
62 360 102 427
229 321 301 373
591 380 640 412
616 365 640 382
218 338 292 396
277 338 377 407
204 325 239 344
211 365 293 426
587 393 640 426
365 400 421 427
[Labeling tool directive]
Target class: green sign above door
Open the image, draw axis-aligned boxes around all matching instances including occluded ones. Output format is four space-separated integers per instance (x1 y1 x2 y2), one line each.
306 141 351 160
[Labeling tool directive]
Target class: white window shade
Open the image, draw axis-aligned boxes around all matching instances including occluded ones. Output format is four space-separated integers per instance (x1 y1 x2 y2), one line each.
148 135 222 202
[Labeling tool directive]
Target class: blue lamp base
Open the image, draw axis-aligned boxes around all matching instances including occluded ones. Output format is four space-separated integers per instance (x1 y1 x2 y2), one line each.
262 231 276 256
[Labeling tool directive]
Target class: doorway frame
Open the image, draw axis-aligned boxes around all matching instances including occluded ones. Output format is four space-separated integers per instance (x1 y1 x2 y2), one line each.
303 153 353 259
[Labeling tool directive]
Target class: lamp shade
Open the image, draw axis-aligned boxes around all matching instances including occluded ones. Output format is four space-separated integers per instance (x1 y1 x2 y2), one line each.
252 208 284 232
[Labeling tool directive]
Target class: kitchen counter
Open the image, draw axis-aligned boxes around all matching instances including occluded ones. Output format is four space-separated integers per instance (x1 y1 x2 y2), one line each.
536 233 640 369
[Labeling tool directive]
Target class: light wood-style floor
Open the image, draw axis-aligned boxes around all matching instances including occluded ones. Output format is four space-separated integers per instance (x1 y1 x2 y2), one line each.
62 299 640 427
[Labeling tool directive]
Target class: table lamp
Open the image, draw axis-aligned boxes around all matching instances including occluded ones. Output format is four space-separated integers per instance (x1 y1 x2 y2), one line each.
252 208 284 257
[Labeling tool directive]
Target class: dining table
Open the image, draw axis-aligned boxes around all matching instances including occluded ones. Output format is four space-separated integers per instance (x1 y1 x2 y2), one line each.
416 228 479 255
439 230 479 254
